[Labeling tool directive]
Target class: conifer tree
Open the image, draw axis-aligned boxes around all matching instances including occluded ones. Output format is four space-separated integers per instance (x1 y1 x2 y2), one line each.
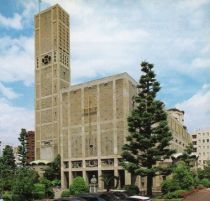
2 145 16 169
121 61 175 196
18 128 28 167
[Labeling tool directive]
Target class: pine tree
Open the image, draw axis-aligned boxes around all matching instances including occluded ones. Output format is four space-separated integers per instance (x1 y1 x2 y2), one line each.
2 145 16 169
121 61 175 196
18 128 28 167
180 143 197 167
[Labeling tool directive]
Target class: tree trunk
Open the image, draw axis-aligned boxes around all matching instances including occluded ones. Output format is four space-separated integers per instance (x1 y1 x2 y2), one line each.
147 174 153 197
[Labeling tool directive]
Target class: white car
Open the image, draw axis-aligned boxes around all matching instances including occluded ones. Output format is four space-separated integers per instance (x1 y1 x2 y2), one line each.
124 195 151 201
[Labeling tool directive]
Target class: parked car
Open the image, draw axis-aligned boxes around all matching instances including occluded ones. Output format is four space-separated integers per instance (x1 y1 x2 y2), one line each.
109 190 128 200
78 192 119 201
77 194 106 201
123 195 151 201
54 196 87 201
99 192 120 201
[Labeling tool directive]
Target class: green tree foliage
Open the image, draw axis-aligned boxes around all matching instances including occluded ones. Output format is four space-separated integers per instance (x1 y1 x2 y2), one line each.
18 128 28 167
161 162 195 195
199 178 210 187
0 145 16 193
121 61 175 196
39 178 55 198
69 176 88 195
0 161 14 193
33 183 45 199
2 145 16 169
12 168 39 201
61 189 71 197
173 162 194 190
44 154 61 181
179 143 197 167
197 160 210 180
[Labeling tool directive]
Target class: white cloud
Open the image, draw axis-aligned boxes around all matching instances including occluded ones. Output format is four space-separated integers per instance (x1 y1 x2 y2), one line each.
179 0 210 10
0 0 209 146
0 36 34 85
0 82 20 99
0 13 22 29
0 98 34 146
192 58 210 69
176 85 210 132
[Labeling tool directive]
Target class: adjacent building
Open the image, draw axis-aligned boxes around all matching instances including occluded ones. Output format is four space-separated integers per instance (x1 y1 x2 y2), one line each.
192 129 210 168
26 131 35 163
167 108 191 153
34 4 192 191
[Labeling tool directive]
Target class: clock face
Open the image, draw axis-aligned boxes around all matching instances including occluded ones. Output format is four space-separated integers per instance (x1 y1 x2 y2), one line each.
42 54 51 65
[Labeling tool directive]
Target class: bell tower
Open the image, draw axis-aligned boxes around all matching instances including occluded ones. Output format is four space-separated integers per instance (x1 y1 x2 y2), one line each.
34 4 70 160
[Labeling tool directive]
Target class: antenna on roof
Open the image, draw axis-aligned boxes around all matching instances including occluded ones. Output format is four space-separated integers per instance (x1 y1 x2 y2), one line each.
38 0 42 13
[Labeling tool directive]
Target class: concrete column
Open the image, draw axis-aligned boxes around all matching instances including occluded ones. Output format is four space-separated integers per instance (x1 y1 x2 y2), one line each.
83 170 88 184
125 171 131 185
98 169 103 190
113 80 117 155
114 168 119 188
97 84 101 157
81 88 85 158
69 171 72 186
61 167 65 188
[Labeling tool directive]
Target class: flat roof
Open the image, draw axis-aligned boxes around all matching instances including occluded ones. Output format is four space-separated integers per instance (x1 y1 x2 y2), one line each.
61 72 137 93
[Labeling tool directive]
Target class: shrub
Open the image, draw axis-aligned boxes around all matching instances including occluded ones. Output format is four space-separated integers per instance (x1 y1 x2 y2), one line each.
200 178 210 187
12 168 38 201
2 191 12 201
52 179 61 187
69 176 88 195
161 161 196 197
61 189 71 197
161 178 180 193
34 191 45 199
40 178 54 198
124 185 140 195
33 183 45 199
46 188 54 199
163 190 186 199
173 162 195 190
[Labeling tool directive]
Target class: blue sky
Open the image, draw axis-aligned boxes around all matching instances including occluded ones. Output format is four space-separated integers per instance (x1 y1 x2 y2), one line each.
0 0 210 145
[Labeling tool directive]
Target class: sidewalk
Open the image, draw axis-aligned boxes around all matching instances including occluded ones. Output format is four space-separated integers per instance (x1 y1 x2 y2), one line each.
182 188 210 201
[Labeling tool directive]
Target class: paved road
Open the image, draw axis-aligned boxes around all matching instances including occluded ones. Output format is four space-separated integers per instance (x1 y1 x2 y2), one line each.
183 188 210 201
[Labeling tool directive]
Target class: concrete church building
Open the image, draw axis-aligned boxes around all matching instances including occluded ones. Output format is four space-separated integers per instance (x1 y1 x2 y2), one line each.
34 4 191 191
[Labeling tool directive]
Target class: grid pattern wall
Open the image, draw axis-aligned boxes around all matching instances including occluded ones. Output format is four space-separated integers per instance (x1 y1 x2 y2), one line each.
35 5 70 160
61 76 135 160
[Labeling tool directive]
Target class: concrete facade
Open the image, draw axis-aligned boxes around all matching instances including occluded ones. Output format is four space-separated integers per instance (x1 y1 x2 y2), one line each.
60 73 137 189
35 4 192 191
35 4 70 161
167 109 191 153
192 129 210 168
